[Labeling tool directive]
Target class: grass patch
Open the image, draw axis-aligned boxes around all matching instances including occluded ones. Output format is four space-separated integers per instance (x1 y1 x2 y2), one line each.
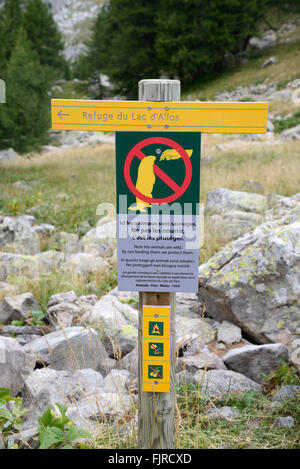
0 144 115 233
184 38 300 101
274 110 300 133
175 384 300 449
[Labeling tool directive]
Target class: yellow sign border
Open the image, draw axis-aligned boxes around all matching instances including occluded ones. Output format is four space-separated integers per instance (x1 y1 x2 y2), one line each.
52 99 268 133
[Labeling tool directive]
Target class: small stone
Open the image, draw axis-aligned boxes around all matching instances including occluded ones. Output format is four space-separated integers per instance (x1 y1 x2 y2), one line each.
205 406 241 420
0 292 40 324
215 343 226 350
262 57 277 68
271 385 300 404
0 148 18 162
217 321 242 345
273 416 294 428
223 344 289 384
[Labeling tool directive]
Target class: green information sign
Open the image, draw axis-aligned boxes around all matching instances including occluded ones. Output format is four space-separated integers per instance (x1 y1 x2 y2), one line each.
116 131 201 293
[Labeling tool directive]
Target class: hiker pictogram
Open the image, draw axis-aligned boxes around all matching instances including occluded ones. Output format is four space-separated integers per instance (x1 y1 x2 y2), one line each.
124 137 193 212
149 321 164 336
148 365 163 379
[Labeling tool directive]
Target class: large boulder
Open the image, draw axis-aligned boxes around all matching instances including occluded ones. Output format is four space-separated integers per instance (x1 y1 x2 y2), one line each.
217 320 242 345
177 352 226 373
194 370 261 398
22 367 105 430
25 327 112 375
87 295 138 358
249 30 277 50
223 343 289 383
198 208 300 353
0 292 40 324
0 250 64 281
0 216 40 255
0 336 36 396
78 218 116 258
0 148 18 162
66 392 132 433
46 291 83 328
64 253 108 275
205 188 267 241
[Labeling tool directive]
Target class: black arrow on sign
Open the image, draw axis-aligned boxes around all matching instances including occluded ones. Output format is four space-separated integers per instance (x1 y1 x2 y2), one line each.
57 110 70 119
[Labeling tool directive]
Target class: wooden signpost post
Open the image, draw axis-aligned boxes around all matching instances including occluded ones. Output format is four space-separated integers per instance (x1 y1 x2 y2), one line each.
51 79 268 449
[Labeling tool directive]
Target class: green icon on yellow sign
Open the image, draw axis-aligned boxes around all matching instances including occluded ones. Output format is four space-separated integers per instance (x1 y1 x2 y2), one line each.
149 321 164 336
148 365 163 380
149 342 164 357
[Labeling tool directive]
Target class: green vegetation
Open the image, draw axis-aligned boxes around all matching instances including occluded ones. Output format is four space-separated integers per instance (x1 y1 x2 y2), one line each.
82 0 300 97
37 404 91 449
274 110 300 133
0 388 28 438
11 310 46 327
0 29 51 153
0 0 67 153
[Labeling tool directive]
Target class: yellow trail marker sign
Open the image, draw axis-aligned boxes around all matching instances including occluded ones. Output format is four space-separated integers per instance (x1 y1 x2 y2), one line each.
52 99 268 133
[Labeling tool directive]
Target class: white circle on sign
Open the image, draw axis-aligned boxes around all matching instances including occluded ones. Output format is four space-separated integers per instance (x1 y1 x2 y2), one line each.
156 148 161 155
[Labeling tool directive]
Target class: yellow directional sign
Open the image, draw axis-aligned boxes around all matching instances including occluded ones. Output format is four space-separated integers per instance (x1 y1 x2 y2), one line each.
52 99 268 133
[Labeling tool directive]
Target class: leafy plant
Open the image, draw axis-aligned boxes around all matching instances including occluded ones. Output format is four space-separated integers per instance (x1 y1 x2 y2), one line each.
0 388 28 438
11 310 46 327
274 110 300 133
262 359 300 394
7 198 21 216
37 403 91 449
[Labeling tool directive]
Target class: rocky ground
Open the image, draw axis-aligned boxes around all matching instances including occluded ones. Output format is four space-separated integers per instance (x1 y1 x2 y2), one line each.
0 183 299 448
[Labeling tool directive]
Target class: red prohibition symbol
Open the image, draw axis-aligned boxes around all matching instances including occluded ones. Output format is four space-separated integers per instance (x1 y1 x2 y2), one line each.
123 136 192 205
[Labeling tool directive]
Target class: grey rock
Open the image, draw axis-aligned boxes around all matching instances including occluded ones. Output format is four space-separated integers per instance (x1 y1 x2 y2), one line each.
46 290 82 328
121 346 138 377
205 188 266 241
281 124 300 140
194 370 261 398
217 321 242 345
87 295 138 358
206 188 267 216
22 367 105 430
0 336 36 396
176 314 216 344
198 214 300 351
177 352 226 374
0 216 40 255
262 57 277 68
103 369 130 394
66 392 132 433
55 231 79 254
65 253 108 275
271 385 300 404
176 370 197 386
204 406 241 420
0 292 40 324
25 327 110 375
223 343 289 383
273 416 294 428
249 30 277 50
0 325 46 346
0 148 17 162
78 219 116 258
6 427 39 449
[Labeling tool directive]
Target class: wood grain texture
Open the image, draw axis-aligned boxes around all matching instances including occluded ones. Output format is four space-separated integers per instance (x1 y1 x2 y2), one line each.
138 79 180 449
